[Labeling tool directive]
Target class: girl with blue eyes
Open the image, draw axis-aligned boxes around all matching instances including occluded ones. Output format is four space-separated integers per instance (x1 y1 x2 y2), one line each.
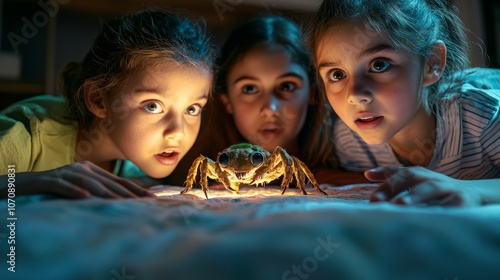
0 9 216 199
311 0 500 206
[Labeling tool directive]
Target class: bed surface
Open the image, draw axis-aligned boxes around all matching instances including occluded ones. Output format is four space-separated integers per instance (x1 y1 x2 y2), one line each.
2 184 500 280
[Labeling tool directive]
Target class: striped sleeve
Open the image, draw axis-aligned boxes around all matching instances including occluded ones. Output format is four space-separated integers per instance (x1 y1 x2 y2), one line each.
443 86 500 179
477 90 500 166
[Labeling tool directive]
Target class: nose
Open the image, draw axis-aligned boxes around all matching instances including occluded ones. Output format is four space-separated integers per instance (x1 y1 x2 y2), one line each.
346 76 373 104
261 94 281 116
163 114 185 141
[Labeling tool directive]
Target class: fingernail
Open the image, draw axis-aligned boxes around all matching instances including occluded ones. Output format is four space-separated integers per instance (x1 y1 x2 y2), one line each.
147 192 157 197
401 196 412 205
79 190 91 198
372 191 386 201
368 167 385 172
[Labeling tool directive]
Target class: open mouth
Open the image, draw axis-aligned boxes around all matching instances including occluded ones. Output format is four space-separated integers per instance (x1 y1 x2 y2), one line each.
155 151 180 165
157 151 176 157
261 128 280 133
354 115 384 130
356 116 383 123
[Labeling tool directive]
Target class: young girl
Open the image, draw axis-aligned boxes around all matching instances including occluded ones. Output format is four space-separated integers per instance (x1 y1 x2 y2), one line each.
165 14 368 187
0 9 216 199
310 0 500 206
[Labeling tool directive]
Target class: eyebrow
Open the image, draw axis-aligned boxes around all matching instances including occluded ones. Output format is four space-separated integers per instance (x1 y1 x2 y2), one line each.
360 43 397 58
317 43 397 71
232 72 305 85
134 87 163 95
134 88 209 101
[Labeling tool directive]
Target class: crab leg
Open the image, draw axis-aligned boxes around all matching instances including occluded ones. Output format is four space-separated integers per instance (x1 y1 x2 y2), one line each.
291 158 308 195
274 147 294 194
181 156 205 194
297 160 328 196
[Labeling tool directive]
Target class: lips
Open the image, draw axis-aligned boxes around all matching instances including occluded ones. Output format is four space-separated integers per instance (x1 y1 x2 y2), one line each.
356 116 382 122
354 112 384 130
258 123 283 139
154 150 180 165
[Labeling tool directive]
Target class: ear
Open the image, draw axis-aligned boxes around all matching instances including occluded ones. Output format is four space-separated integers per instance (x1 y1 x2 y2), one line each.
83 80 107 119
219 93 234 115
423 40 447 87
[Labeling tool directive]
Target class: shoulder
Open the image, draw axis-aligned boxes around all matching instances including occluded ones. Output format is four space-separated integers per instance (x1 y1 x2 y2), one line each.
459 86 499 128
1 95 77 132
459 67 500 90
1 95 73 122
0 96 78 172
440 84 499 126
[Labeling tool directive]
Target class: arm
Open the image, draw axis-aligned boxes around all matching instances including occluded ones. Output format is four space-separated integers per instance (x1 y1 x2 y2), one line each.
365 166 500 206
1 161 156 199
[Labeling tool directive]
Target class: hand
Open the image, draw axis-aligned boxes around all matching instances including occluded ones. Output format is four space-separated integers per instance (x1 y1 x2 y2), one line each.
364 166 481 207
2 161 156 199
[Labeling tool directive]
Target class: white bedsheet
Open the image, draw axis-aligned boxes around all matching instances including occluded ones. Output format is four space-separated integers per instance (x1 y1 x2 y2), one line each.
2 184 500 280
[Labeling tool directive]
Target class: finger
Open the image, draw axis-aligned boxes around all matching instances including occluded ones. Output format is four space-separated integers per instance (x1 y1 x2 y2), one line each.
58 170 122 198
394 184 462 207
370 168 427 202
364 166 401 182
38 177 92 199
83 163 156 197
88 163 156 197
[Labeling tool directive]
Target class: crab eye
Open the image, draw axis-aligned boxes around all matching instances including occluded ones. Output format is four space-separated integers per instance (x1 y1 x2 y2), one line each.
218 152 230 167
249 152 264 167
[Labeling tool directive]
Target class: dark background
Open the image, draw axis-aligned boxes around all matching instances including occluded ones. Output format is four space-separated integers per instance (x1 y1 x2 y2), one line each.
0 0 498 109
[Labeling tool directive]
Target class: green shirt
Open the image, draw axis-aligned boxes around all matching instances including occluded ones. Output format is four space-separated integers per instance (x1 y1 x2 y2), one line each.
0 95 144 177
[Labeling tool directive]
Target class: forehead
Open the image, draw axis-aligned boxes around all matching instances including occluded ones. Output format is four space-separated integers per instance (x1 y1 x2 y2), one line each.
137 63 211 83
230 43 307 75
315 21 386 62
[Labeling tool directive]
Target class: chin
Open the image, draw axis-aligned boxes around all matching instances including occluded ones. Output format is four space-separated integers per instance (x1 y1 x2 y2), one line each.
146 167 176 179
358 134 389 145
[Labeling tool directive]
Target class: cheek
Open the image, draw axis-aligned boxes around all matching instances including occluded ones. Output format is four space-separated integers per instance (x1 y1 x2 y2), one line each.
383 87 420 117
232 112 253 132
184 123 201 149
326 94 344 116
282 90 310 118
281 102 308 129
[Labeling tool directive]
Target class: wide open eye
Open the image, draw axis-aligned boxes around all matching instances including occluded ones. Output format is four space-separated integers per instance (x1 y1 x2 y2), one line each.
249 152 264 167
218 152 230 167
143 101 163 113
242 85 259 95
370 59 390 72
186 104 203 116
278 82 297 92
328 69 346 82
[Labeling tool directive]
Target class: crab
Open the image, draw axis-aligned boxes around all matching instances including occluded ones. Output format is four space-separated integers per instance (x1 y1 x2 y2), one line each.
180 143 328 199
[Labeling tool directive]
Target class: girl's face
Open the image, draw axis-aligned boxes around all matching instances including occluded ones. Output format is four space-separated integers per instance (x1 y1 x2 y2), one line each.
221 43 310 153
104 64 212 178
315 21 430 145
